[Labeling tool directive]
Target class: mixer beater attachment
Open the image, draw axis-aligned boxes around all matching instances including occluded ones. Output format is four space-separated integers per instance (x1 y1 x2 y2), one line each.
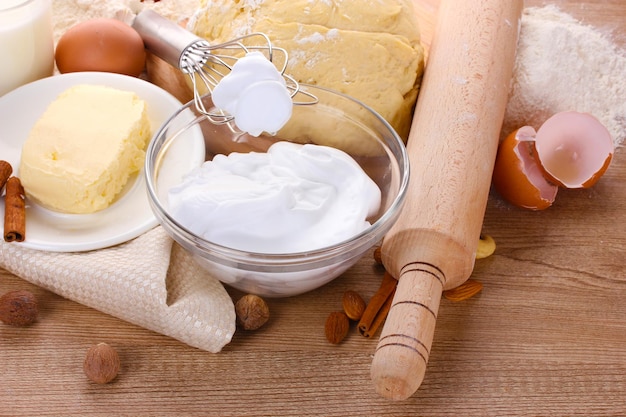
132 10 316 126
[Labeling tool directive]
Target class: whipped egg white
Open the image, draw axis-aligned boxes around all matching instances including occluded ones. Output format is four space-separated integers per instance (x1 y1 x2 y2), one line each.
211 51 293 136
167 141 381 253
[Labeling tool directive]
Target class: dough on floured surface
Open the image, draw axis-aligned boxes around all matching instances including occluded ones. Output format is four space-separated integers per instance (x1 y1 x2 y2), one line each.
189 0 424 141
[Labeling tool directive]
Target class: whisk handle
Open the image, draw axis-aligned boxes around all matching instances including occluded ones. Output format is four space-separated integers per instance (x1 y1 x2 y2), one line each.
132 10 207 72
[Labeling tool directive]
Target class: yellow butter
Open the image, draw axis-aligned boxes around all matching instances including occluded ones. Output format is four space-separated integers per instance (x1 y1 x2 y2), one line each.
19 84 151 214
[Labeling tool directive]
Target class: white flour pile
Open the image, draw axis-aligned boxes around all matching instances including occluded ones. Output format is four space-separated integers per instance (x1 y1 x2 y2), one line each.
503 5 626 149
51 0 200 43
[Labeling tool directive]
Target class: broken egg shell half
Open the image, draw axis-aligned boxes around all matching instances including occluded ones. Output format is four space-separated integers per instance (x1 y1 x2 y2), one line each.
492 111 614 210
533 111 613 189
492 125 558 210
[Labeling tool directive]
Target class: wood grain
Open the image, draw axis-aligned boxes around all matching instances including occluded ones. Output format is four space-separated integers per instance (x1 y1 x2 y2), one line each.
373 0 522 399
2 1 626 415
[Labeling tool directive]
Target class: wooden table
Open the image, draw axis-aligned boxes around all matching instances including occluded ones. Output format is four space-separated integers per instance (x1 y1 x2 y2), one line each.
2 1 625 415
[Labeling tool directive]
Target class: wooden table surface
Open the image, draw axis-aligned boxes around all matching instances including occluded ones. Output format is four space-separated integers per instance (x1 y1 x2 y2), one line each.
2 1 625 415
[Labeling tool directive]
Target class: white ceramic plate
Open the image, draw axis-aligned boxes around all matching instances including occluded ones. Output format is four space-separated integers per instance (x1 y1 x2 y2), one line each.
0 72 205 252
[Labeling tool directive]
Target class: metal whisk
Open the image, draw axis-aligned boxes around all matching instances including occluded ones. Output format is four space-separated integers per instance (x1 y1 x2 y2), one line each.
132 10 316 125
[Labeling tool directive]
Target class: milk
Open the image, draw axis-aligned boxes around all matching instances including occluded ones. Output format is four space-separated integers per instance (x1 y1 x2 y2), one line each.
0 0 54 96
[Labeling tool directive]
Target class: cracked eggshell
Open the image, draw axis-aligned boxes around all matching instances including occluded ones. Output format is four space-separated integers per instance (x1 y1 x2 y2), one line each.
533 111 613 189
492 126 558 210
493 111 613 211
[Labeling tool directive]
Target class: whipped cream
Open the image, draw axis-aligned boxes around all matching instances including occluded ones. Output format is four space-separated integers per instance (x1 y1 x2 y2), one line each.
167 141 381 254
211 51 293 136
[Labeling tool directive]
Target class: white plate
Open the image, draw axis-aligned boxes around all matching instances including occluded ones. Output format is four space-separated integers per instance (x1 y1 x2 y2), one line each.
0 72 205 252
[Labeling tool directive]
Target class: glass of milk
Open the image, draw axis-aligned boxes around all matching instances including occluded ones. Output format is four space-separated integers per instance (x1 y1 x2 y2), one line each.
0 0 54 96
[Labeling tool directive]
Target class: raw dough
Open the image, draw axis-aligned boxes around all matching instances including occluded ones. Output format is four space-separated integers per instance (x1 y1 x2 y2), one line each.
189 0 424 140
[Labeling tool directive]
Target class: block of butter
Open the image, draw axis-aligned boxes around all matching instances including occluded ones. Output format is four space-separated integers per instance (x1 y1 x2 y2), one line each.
19 84 151 214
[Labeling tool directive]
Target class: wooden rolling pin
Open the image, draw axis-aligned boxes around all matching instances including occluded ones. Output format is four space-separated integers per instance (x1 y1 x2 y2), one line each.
371 0 523 400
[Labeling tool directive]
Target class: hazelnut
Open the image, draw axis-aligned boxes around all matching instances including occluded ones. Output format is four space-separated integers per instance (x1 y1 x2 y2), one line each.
235 294 270 330
325 311 350 344
83 343 121 384
0 290 38 326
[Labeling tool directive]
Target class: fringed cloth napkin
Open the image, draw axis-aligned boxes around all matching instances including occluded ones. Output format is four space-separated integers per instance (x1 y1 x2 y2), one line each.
0 226 235 353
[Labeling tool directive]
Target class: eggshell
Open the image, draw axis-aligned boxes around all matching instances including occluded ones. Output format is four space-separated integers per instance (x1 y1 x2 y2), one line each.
55 19 146 77
533 111 613 189
492 126 558 210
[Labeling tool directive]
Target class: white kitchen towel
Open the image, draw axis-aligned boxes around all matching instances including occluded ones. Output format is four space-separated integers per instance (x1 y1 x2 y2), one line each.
0 226 235 353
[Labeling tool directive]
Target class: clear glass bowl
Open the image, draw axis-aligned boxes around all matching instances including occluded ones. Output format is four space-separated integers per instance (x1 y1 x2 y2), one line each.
145 85 409 297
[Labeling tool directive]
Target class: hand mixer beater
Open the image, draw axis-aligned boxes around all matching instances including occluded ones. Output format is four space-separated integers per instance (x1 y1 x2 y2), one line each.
132 10 316 127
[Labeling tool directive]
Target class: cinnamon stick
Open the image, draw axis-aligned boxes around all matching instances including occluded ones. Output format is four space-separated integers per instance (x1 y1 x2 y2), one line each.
358 272 397 338
4 176 25 242
0 160 11 191
362 286 396 338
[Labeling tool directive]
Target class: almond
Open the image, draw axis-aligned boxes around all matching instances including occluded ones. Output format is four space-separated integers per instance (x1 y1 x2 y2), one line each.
373 246 383 265
443 279 483 302
324 311 350 344
342 290 366 321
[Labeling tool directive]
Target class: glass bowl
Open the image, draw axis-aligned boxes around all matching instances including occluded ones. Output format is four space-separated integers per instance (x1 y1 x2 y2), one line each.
145 85 409 297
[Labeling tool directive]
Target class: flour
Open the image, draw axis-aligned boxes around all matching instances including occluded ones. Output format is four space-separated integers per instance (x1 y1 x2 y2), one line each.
51 0 200 43
503 5 626 149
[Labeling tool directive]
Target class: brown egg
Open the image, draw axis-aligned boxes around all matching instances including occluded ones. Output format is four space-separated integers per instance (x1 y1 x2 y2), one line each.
493 112 614 210
492 126 558 210
55 19 146 77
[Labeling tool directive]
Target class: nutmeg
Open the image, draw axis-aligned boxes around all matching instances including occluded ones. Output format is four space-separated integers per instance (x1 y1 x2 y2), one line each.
0 290 39 326
235 294 270 330
83 343 121 384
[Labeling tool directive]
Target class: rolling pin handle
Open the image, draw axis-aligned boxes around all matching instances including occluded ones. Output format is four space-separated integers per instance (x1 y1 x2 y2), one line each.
370 265 444 400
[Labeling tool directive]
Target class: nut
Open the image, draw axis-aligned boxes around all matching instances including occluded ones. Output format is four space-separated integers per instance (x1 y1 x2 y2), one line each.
83 343 121 384
235 294 270 330
476 234 496 259
0 290 38 326
324 311 350 344
373 246 383 265
443 279 484 302
342 290 366 321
